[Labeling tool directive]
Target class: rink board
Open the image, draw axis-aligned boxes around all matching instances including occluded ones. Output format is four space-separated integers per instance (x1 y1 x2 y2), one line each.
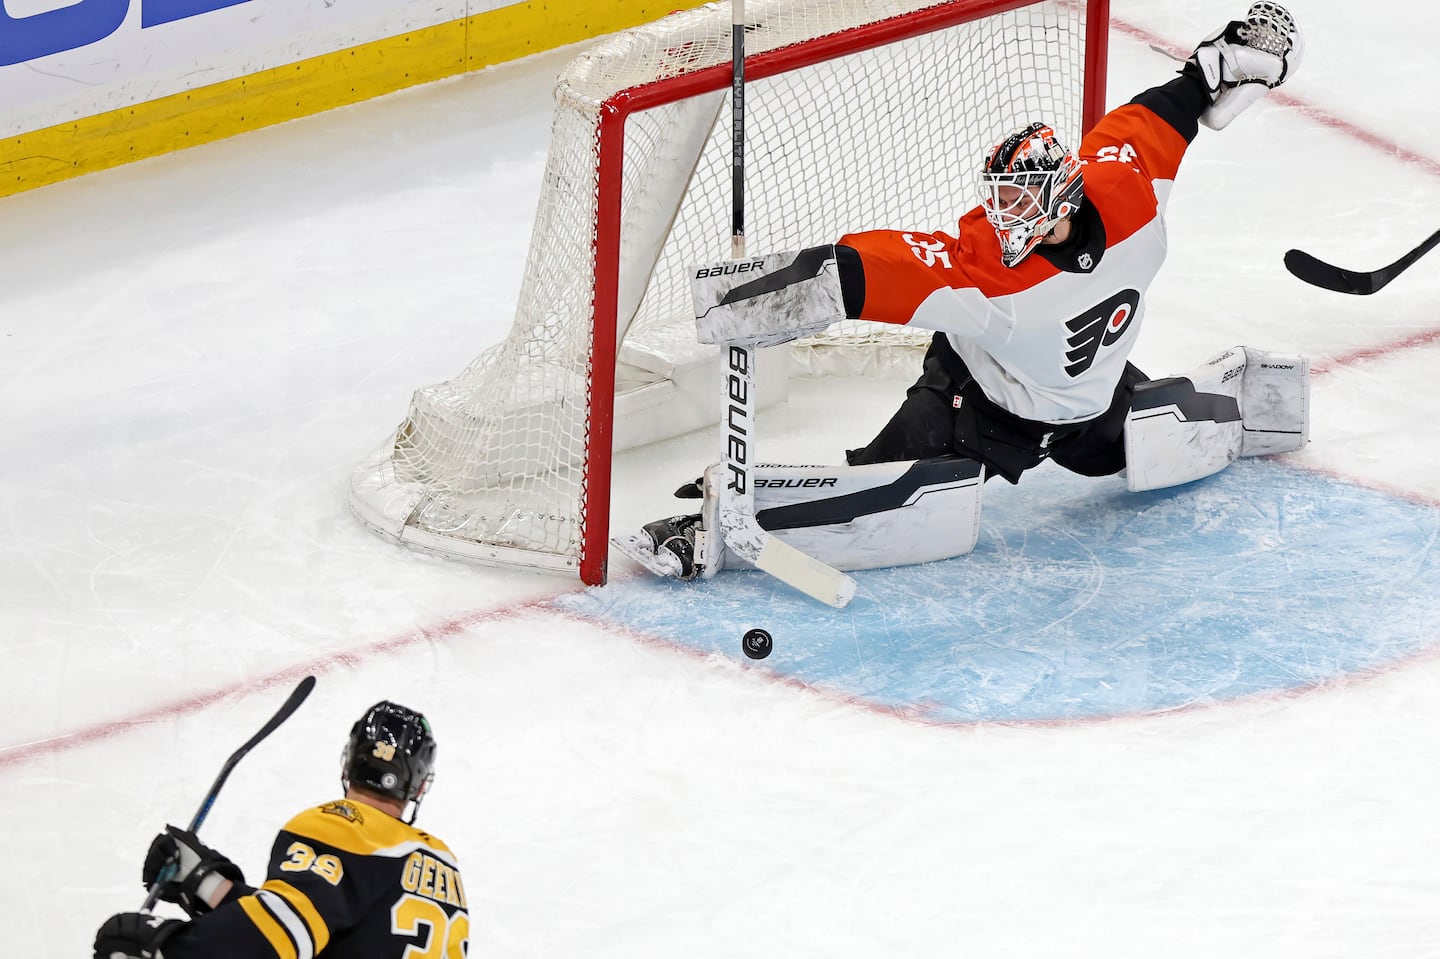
558 460 1440 723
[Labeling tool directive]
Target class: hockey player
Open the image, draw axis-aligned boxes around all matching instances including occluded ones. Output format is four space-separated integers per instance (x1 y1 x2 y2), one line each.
93 701 467 959
627 2 1309 582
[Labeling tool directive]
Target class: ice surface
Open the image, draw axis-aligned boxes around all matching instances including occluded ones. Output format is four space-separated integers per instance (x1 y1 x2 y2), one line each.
4 4 1440 957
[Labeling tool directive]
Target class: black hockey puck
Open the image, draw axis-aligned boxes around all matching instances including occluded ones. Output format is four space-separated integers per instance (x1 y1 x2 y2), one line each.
741 627 773 660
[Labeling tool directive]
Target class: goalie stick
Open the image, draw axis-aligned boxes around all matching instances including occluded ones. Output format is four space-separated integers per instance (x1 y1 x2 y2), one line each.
717 344 857 607
717 0 855 608
1284 227 1440 295
141 675 317 912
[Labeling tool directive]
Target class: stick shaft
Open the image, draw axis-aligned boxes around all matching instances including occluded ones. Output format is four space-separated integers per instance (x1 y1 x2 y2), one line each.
713 1 853 607
731 0 745 259
725 0 751 511
140 675 316 912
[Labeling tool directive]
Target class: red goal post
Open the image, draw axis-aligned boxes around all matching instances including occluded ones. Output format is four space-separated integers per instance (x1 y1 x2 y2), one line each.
350 0 1110 586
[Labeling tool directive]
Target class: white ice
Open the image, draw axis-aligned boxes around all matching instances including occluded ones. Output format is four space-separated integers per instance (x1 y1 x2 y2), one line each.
4 2 1440 957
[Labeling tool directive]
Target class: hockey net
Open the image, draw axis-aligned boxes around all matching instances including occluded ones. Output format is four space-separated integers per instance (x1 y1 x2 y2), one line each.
350 0 1109 585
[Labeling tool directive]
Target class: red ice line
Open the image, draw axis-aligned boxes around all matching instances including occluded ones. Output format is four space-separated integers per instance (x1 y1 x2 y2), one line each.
1310 327 1440 375
0 600 553 772
7 19 1440 771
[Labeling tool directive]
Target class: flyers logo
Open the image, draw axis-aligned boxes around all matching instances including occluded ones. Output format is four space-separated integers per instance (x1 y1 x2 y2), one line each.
1063 289 1140 377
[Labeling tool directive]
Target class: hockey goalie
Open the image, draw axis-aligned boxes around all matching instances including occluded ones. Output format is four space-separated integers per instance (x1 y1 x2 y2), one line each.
616 3 1310 586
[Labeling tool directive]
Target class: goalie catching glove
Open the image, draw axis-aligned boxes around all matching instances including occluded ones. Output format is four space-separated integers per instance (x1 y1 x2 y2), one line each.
1189 1 1304 130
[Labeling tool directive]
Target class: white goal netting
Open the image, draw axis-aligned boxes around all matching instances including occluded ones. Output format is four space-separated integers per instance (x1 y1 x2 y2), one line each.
351 0 1104 583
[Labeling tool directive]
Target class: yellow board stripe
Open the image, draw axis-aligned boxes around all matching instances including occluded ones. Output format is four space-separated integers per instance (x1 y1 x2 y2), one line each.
263 879 331 954
239 895 300 959
0 0 708 200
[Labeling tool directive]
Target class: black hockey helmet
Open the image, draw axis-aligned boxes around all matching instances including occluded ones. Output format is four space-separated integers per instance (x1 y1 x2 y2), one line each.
341 701 437 821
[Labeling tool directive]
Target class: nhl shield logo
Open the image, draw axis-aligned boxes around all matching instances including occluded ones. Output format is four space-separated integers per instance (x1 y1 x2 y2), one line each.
1077 252 1094 271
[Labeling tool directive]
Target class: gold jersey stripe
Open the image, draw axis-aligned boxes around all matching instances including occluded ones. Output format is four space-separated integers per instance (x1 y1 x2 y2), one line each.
262 879 330 953
239 894 299 959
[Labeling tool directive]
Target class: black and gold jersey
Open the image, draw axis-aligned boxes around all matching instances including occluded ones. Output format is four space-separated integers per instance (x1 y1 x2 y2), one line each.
162 799 468 959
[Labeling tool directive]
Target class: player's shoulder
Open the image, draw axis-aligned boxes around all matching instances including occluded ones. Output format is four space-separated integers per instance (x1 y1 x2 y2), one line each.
1080 158 1155 207
1081 155 1149 187
1079 160 1160 243
281 799 458 863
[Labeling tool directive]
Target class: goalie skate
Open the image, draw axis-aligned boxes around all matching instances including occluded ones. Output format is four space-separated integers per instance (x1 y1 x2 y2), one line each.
610 515 702 580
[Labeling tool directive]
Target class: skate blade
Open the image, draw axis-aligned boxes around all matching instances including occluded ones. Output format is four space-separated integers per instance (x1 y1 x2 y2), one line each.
611 534 685 579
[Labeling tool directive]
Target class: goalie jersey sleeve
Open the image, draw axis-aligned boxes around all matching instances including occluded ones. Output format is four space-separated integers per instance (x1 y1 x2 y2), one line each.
159 799 469 959
837 72 1205 425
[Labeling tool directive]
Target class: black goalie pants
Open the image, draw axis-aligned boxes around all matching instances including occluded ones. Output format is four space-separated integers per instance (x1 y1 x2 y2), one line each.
846 333 1148 484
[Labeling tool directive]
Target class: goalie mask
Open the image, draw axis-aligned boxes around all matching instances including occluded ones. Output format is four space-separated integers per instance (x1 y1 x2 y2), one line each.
979 122 1084 267
341 700 437 823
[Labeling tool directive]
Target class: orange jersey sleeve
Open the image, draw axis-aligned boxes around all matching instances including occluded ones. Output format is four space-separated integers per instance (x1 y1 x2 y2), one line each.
1080 100 1191 185
839 221 1062 327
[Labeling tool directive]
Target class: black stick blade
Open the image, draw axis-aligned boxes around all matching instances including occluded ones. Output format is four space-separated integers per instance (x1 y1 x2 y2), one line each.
1283 248 1379 295
1284 228 1440 296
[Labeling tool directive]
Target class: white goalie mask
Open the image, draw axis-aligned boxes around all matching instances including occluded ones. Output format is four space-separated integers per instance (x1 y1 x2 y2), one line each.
979 122 1085 267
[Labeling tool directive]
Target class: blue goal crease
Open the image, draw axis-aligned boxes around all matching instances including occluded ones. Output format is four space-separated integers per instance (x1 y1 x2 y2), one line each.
553 460 1440 723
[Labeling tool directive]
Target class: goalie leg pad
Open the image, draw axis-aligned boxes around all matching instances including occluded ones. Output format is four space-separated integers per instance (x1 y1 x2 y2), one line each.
695 457 984 573
1236 348 1309 457
1125 347 1309 492
691 245 846 348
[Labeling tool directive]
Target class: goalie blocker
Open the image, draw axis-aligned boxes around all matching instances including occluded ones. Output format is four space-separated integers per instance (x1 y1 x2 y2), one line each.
692 245 847 347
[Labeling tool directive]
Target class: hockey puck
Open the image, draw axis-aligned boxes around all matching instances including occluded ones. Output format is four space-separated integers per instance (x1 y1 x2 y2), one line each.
741 627 773 660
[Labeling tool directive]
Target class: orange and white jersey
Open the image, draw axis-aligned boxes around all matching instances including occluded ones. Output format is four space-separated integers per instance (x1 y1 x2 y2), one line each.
840 90 1196 424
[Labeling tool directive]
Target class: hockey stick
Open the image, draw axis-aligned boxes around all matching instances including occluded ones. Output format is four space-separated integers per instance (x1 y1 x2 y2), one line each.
140 675 317 912
718 0 855 608
1283 227 1440 295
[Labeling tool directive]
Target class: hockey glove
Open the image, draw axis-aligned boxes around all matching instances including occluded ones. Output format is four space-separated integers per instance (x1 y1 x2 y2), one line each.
94 912 186 959
141 825 245 917
1188 1 1303 130
691 245 845 347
